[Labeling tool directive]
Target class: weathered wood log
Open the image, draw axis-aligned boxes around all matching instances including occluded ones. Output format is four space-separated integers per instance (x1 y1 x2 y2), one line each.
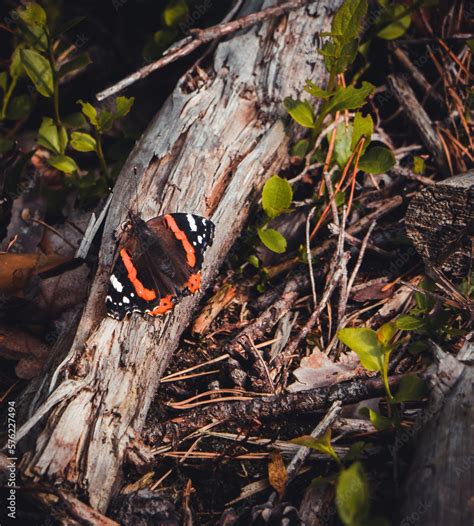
401 338 474 525
405 171 473 277
15 0 340 512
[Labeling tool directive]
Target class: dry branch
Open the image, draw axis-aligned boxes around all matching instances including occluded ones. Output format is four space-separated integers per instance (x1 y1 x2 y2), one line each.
15 0 339 512
96 0 313 101
146 375 401 444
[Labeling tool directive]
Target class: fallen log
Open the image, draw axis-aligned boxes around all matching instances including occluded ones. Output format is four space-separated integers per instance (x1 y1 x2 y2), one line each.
401 338 474 525
15 0 340 513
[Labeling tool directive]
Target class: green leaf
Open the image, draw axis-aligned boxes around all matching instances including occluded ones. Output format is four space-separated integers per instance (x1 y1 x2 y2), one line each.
392 375 426 403
262 175 293 219
20 49 53 97
63 112 87 129
58 126 68 153
6 94 32 120
332 38 360 74
395 314 427 331
321 82 374 118
332 0 368 43
360 407 394 431
48 154 78 174
376 321 396 346
58 53 91 77
248 255 260 268
334 190 346 207
70 131 97 152
10 47 24 78
114 96 134 118
0 72 8 92
291 429 340 463
18 2 47 27
359 146 395 174
150 28 178 56
351 112 373 151
334 122 353 168
19 24 48 51
304 80 331 99
377 4 412 40
38 117 61 153
163 0 189 28
97 110 114 132
258 228 287 254
413 155 425 174
290 139 310 159
336 462 370 526
0 138 14 155
77 100 98 126
284 98 315 128
467 39 474 53
415 278 435 310
338 328 384 372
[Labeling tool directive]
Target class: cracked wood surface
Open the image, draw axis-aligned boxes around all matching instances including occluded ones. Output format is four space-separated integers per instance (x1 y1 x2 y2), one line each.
16 0 340 512
402 340 474 525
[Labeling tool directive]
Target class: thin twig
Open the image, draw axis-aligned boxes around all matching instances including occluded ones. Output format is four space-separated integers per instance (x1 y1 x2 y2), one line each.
267 401 342 505
345 222 376 303
96 0 311 100
275 252 351 390
306 206 318 308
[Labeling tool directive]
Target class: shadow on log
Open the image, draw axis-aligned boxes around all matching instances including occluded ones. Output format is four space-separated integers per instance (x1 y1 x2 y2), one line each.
15 0 340 512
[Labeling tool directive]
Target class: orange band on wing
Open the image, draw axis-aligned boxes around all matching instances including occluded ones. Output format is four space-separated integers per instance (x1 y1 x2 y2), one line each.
185 272 201 293
120 248 157 301
164 214 196 267
148 295 174 316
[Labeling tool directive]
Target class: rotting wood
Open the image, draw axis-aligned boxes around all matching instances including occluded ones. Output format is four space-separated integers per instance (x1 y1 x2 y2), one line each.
15 0 341 513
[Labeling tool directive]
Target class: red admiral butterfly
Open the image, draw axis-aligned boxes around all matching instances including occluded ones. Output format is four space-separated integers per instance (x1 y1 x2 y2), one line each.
106 212 215 320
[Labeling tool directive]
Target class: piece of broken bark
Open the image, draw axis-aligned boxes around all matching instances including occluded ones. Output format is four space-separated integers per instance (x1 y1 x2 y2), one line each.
405 171 473 277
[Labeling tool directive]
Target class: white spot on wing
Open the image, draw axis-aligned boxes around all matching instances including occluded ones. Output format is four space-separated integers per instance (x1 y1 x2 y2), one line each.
110 274 123 292
197 235 203 244
106 295 113 302
187 214 197 232
123 296 130 304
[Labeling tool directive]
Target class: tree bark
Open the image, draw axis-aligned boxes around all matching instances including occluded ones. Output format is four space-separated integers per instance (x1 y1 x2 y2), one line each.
16 0 340 512
404 171 473 277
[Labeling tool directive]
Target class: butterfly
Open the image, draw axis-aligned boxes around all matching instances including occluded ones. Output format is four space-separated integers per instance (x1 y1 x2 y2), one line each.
106 212 214 320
